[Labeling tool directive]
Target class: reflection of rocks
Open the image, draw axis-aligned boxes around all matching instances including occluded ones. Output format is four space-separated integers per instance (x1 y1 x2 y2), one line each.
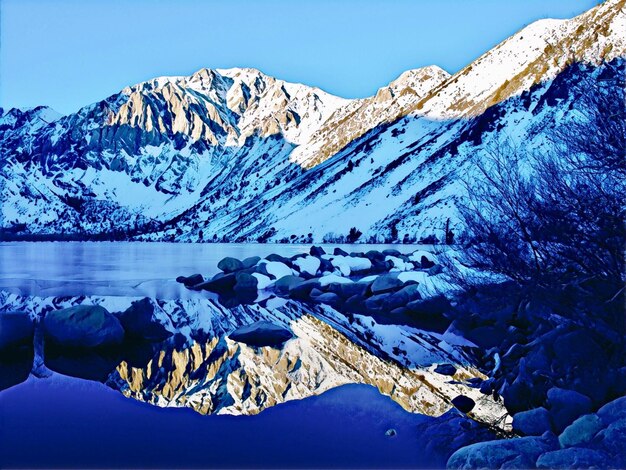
43 305 124 348
44 345 121 382
108 310 501 419
451 395 475 414
0 311 34 349
117 298 172 341
0 311 35 391
0 346 33 392
229 321 293 347
0 290 504 423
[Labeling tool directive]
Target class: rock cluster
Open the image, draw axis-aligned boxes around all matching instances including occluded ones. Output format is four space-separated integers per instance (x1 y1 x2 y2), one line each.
447 395 626 469
442 281 626 468
178 246 450 333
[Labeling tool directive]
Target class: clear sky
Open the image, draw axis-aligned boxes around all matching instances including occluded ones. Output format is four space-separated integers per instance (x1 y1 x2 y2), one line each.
1 0 600 114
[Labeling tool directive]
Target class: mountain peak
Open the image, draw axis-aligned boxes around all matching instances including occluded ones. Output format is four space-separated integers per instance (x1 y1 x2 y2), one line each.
410 0 626 118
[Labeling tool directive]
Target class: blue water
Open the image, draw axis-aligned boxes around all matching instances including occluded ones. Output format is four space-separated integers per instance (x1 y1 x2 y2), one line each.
0 375 434 469
0 241 442 468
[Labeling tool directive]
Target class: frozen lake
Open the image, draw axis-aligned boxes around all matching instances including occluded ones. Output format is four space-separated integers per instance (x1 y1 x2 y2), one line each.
0 241 456 469
0 241 434 298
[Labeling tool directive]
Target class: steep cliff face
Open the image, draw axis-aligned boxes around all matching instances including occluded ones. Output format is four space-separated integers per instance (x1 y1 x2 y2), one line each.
0 0 623 241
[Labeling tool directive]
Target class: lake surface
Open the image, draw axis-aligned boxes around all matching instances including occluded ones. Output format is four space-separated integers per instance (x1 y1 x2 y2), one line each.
0 241 446 469
0 241 433 298
0 375 436 469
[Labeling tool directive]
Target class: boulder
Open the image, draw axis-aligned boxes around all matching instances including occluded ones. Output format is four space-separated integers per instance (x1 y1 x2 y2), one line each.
229 321 293 348
43 305 124 348
404 296 452 333
264 261 293 280
536 448 612 469
292 256 321 276
318 273 353 286
333 247 349 256
316 257 332 273
0 311 34 350
327 281 369 299
273 275 304 295
371 274 403 294
310 288 324 298
288 279 321 301
193 273 237 294
558 414 604 448
175 273 204 288
547 387 593 432
451 395 475 414
344 295 365 313
414 409 495 468
462 325 508 349
380 284 421 310
310 246 326 257
252 273 272 290
364 250 385 262
331 256 372 276
382 249 402 257
266 253 291 265
434 364 457 376
597 396 626 426
241 256 261 269
44 347 120 382
117 298 172 341
513 407 552 436
501 370 538 414
217 256 244 273
428 264 443 275
370 259 394 274
553 330 606 368
0 347 33 392
596 417 626 458
315 292 342 307
233 272 258 293
364 293 389 312
447 434 557 470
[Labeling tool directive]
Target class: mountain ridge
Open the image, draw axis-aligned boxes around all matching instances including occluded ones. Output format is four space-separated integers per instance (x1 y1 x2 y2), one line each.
0 0 623 242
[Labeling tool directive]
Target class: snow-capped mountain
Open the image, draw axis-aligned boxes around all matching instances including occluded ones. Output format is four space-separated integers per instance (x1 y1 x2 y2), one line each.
0 0 624 242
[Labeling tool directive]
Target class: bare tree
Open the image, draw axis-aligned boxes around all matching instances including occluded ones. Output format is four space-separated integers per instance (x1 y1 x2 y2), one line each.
455 63 625 323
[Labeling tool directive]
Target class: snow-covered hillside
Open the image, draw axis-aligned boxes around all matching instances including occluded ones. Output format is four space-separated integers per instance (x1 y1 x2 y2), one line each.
0 0 624 242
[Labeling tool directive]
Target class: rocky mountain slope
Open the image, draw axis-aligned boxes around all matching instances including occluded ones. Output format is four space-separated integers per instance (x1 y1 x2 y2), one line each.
0 0 624 242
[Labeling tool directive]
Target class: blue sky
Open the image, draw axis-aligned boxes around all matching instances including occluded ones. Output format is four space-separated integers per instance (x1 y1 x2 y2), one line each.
2 0 599 114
